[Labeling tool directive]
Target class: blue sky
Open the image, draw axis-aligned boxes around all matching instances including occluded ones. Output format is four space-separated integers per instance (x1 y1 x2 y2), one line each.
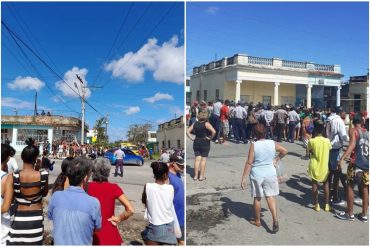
1 1 184 142
187 2 369 79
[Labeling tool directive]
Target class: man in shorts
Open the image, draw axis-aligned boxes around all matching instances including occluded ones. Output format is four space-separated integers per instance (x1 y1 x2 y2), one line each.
336 115 368 222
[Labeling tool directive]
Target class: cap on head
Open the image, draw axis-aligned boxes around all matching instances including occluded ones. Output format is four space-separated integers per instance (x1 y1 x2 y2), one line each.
169 155 184 166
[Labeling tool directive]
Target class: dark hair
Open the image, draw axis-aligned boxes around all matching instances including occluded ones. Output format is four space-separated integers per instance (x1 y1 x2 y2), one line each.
365 118 369 131
21 138 39 164
150 162 168 181
313 120 325 136
253 124 266 140
352 114 362 125
66 156 92 186
52 157 74 194
1 144 12 167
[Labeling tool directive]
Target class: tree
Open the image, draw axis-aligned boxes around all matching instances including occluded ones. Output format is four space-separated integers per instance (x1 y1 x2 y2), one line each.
94 117 108 146
126 123 152 144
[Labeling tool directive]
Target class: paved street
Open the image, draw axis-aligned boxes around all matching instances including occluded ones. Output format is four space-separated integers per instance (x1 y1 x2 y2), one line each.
13 155 154 245
186 137 369 245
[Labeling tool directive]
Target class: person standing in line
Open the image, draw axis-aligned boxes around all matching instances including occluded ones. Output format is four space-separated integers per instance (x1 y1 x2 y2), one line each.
263 105 274 140
7 146 18 174
233 102 248 144
274 105 288 143
307 120 332 212
288 107 300 143
48 157 102 245
141 162 179 245
212 99 223 143
52 157 74 194
114 148 125 177
189 100 199 126
301 110 314 160
88 157 134 245
326 106 349 205
336 115 368 222
168 155 185 245
241 124 287 233
1 144 13 245
186 111 216 181
4 139 49 245
219 99 230 144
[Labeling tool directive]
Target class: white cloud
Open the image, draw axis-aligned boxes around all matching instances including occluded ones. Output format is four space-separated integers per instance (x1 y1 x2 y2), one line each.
2 97 33 109
144 92 174 103
206 6 220 14
105 35 184 84
55 67 91 98
8 76 45 91
125 106 140 115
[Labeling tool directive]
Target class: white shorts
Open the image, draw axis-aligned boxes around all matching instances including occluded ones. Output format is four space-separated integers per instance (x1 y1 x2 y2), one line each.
250 175 279 197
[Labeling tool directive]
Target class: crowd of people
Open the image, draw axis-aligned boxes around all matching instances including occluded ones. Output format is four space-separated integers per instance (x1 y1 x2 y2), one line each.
187 99 369 231
1 138 185 245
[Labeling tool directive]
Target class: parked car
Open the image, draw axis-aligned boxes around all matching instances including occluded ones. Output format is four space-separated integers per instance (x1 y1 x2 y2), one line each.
104 148 144 166
120 142 140 155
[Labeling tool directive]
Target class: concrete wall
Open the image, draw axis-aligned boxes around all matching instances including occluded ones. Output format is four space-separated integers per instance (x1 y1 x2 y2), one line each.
157 124 184 150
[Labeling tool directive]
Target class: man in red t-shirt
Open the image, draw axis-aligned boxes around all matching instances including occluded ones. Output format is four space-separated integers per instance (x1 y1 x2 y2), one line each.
219 100 230 144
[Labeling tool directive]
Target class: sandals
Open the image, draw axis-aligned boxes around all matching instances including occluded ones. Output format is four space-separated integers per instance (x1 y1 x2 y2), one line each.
199 177 207 181
193 177 198 181
249 219 261 227
272 221 279 233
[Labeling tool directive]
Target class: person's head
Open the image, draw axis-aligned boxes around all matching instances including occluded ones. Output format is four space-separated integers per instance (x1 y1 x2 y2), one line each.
21 138 40 165
224 99 230 106
332 106 343 115
267 104 272 110
339 110 346 120
253 124 266 140
168 155 184 173
193 100 198 107
8 145 16 158
150 161 169 181
61 157 74 174
200 100 207 109
66 156 92 187
1 144 12 172
313 120 325 136
352 114 362 126
92 157 111 182
197 111 208 122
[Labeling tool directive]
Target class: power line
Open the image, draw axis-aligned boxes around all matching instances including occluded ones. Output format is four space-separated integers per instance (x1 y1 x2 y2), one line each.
2 20 105 117
100 2 177 88
92 2 134 85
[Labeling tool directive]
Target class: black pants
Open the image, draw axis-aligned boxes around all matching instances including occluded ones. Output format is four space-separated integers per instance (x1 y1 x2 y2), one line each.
328 169 347 202
115 159 124 175
275 123 285 142
234 118 246 143
265 125 273 139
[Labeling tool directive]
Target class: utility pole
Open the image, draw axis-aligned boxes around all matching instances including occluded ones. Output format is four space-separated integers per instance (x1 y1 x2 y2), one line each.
76 74 85 144
105 113 109 143
34 92 38 116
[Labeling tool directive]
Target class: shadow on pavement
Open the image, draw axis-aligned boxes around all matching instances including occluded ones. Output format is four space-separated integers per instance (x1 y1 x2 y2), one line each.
186 164 194 178
280 175 312 207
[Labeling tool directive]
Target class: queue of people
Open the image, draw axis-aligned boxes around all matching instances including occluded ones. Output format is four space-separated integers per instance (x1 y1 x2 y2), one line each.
1 137 185 245
187 101 369 232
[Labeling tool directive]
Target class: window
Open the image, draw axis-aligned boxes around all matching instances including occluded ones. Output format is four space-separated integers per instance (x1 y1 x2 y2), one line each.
196 90 200 101
281 96 294 105
162 141 165 148
204 90 208 102
216 89 220 100
241 95 253 103
186 79 190 87
177 139 181 148
17 129 48 144
1 129 9 144
262 96 271 106
150 133 157 138
168 140 171 148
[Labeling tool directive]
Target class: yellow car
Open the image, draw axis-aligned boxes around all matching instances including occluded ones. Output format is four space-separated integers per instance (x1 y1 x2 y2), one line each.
120 142 140 155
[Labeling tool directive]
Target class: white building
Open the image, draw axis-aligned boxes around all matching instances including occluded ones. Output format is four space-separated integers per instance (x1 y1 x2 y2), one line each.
190 53 343 108
146 131 157 143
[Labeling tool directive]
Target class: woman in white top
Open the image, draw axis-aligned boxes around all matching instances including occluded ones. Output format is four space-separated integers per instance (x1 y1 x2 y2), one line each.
141 162 178 245
241 124 287 233
7 146 18 174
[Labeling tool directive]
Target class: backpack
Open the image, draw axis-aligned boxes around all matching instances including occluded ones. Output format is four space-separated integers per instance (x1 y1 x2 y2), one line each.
305 119 314 133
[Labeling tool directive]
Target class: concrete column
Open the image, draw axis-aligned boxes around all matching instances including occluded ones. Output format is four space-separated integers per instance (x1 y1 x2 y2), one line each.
336 86 341 107
12 128 17 146
235 80 242 103
307 84 312 108
48 128 53 143
274 82 280 106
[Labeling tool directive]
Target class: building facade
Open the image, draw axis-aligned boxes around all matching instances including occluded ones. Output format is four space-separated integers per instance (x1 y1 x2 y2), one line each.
156 116 184 150
1 115 84 151
190 54 343 108
348 75 369 113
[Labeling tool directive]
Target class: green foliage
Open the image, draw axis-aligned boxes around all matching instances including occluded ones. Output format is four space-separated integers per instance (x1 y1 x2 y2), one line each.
126 123 152 144
94 117 108 146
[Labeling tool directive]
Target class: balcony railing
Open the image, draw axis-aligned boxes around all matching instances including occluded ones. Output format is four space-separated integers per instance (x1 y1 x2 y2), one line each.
192 54 340 75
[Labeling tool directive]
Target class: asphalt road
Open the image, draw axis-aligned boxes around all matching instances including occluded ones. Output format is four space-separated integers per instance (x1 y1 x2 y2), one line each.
13 155 154 245
186 138 369 245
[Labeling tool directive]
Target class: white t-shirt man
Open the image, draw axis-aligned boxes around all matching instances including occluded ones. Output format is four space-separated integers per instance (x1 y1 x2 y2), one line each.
7 157 19 173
